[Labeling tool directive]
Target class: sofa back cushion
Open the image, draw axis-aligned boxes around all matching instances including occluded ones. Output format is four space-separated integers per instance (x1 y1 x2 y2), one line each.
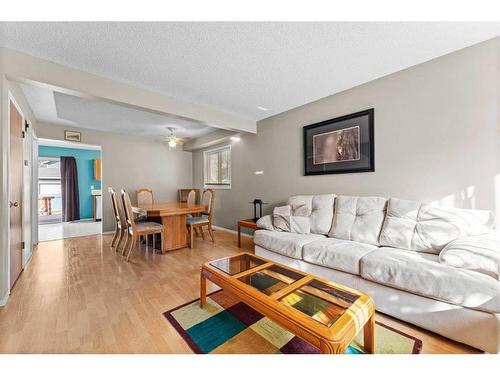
287 194 335 235
378 198 420 250
273 205 311 234
329 195 387 246
273 205 293 232
287 195 313 216
379 198 495 254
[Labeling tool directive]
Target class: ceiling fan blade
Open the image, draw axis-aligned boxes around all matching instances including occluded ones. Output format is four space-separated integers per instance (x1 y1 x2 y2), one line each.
175 136 191 144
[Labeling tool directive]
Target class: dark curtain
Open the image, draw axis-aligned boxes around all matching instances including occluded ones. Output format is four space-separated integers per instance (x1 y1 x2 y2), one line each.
60 156 80 222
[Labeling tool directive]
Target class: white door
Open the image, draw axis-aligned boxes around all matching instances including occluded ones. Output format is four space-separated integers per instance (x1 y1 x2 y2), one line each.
9 100 23 289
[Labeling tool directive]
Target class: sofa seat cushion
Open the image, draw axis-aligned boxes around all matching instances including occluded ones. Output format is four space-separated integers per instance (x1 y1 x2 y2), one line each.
360 247 500 313
329 195 387 246
379 198 495 254
253 230 325 259
439 231 500 281
303 238 377 275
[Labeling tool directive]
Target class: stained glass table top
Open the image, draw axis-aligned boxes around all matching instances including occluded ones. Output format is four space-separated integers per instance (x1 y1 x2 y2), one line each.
280 279 359 327
209 253 266 276
237 264 304 295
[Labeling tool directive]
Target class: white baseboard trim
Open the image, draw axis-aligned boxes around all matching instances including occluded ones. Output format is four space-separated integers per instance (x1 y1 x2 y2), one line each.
0 291 9 306
212 225 253 238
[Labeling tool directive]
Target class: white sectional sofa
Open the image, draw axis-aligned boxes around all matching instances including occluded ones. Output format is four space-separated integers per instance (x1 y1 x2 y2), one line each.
254 194 500 353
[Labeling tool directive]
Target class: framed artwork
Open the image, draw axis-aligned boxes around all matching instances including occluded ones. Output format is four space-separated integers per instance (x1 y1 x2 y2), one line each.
64 130 81 142
303 108 374 175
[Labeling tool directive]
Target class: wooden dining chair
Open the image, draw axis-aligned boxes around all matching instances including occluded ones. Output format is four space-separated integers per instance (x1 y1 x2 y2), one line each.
121 189 164 261
179 188 199 203
185 189 202 236
136 188 154 206
135 188 153 223
110 188 127 253
186 189 196 205
187 188 215 248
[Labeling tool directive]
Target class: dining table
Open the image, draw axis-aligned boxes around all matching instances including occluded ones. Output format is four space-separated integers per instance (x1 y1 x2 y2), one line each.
132 202 206 252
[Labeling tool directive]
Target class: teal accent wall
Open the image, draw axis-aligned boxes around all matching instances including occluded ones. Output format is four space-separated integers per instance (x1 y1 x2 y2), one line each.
39 145 102 220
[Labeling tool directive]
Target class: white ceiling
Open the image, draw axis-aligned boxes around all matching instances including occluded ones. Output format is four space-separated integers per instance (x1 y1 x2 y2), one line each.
2 22 499 120
20 83 216 139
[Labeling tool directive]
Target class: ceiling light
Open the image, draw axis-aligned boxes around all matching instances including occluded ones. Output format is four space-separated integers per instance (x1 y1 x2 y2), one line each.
254 171 264 175
257 106 269 111
166 126 179 149
230 136 241 142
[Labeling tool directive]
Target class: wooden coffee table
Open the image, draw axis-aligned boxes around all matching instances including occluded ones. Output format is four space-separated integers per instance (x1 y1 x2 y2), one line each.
200 252 375 354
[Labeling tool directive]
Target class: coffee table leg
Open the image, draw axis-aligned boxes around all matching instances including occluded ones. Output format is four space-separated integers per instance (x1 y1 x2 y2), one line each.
363 314 375 354
238 224 241 247
200 272 207 307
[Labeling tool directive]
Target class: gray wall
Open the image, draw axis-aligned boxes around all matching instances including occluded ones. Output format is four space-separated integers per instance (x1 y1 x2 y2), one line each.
193 38 500 230
36 122 193 232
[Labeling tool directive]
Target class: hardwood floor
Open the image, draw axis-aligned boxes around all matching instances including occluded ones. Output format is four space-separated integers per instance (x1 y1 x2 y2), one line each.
0 230 480 354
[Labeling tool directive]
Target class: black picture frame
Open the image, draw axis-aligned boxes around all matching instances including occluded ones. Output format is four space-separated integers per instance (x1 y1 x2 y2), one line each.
303 109 374 175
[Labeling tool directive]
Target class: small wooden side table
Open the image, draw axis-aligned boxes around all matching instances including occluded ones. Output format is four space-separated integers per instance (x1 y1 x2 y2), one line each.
237 219 258 247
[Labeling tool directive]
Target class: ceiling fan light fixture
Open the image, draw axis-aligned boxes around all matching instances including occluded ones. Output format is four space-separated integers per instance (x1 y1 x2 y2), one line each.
166 126 178 149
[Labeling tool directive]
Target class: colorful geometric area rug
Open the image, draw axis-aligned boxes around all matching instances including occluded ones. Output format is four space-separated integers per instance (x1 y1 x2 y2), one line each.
163 290 422 354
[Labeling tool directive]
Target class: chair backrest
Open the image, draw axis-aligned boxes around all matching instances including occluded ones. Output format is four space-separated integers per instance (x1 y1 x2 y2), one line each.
121 189 137 233
179 188 199 203
110 188 126 228
186 189 196 205
201 189 215 221
136 188 153 206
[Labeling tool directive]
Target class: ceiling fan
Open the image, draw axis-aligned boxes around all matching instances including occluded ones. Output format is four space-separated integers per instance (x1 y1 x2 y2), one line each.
161 127 191 149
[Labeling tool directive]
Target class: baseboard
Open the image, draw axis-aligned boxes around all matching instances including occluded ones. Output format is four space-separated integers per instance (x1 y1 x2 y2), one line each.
104 227 252 238
0 291 9 306
212 225 253 238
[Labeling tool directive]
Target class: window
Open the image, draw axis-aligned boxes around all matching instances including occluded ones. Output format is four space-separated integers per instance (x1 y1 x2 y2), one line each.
38 157 61 180
204 145 231 189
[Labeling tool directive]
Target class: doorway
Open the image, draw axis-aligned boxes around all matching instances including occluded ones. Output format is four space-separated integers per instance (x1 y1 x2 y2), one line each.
37 139 102 241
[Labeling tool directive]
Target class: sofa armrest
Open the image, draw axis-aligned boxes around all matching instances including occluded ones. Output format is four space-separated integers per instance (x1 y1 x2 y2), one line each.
256 215 275 231
439 231 500 280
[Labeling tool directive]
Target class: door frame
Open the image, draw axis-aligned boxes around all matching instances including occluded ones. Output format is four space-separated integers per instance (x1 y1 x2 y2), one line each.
32 131 39 247
22 118 34 266
6 91 26 295
37 138 103 240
